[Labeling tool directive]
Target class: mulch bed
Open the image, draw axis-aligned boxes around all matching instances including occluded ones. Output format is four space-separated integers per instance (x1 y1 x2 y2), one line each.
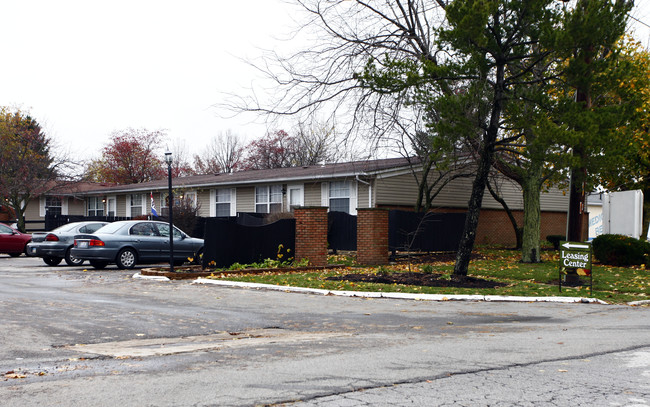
391 251 485 264
326 272 507 289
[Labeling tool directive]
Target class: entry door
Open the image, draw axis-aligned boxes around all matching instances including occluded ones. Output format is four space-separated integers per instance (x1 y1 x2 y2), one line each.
107 197 116 217
287 184 304 211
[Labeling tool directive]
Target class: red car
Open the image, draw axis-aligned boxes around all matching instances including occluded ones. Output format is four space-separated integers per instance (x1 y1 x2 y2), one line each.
0 222 32 257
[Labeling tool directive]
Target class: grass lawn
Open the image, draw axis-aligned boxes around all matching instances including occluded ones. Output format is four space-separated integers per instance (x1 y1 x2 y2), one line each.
205 247 649 305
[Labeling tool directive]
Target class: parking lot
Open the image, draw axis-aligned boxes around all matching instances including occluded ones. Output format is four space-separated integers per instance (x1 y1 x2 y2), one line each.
1 254 649 406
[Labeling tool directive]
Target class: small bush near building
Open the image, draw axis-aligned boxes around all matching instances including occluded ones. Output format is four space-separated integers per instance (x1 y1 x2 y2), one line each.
546 235 565 250
592 234 649 266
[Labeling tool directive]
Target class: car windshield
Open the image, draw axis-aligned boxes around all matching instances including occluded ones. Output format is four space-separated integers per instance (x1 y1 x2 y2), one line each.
94 222 127 234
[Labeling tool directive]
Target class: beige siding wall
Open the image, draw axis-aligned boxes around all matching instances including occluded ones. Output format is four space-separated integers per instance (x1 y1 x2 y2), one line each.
375 171 569 212
357 182 370 209
24 199 41 220
116 195 127 217
68 198 86 216
375 173 421 208
304 182 322 207
197 189 211 217
236 187 255 213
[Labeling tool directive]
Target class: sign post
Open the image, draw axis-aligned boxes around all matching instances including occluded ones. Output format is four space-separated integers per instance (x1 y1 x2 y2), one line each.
558 241 593 295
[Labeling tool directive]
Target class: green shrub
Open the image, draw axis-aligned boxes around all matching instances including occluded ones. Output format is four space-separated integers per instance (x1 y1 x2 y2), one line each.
420 264 435 274
592 234 649 266
546 235 565 250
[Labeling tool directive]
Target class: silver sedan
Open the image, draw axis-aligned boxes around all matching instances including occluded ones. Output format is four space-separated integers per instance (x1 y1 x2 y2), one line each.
71 220 204 269
27 221 108 266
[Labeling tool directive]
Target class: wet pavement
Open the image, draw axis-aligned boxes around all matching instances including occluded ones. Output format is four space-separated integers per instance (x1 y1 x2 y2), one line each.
1 255 648 406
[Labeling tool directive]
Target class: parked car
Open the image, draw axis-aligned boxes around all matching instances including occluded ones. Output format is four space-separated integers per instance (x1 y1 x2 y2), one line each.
0 222 32 257
71 220 204 270
27 221 109 266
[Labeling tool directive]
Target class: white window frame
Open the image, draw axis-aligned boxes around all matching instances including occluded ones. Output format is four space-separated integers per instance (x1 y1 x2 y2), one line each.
321 180 357 215
210 188 236 217
87 196 104 216
39 196 69 217
126 194 145 217
255 185 283 213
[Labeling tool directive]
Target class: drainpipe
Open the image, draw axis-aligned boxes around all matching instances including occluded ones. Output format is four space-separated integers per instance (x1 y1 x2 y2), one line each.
355 175 372 208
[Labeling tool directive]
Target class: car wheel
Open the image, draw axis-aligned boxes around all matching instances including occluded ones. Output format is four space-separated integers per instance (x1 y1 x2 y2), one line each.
64 247 84 266
89 260 108 269
116 248 137 269
9 252 21 258
43 257 62 266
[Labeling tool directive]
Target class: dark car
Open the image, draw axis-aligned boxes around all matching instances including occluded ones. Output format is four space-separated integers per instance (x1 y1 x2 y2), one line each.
27 221 109 266
0 222 32 257
71 220 204 270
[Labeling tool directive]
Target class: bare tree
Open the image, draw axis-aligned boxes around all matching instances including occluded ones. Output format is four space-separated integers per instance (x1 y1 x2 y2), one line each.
230 1 577 276
291 120 338 165
170 138 196 177
193 130 244 174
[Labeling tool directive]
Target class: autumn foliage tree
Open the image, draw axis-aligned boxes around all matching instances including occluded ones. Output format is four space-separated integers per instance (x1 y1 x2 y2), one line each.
85 128 167 184
0 107 58 231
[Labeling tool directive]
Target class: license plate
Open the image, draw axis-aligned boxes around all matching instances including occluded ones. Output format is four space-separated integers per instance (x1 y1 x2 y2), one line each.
30 247 37 254
78 241 88 248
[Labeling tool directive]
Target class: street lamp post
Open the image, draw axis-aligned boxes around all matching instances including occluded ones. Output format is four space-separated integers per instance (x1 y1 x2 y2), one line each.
164 151 174 273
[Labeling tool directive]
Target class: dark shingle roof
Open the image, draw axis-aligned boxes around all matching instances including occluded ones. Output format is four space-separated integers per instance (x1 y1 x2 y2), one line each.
84 157 416 195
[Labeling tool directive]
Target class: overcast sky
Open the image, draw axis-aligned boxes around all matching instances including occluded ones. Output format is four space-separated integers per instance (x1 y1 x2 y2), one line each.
2 1 650 163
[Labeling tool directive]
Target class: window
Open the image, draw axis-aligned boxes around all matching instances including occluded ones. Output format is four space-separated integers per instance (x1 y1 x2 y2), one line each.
255 185 282 213
78 223 106 234
129 194 143 217
161 191 197 216
215 189 232 217
209 188 235 217
157 223 182 238
130 222 159 236
161 193 170 216
87 197 104 216
329 181 350 213
45 196 62 215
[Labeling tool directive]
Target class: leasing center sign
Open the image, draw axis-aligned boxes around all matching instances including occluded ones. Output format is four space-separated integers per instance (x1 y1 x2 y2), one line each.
559 241 592 271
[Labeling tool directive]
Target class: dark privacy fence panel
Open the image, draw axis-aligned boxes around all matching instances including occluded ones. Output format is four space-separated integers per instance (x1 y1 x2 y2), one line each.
202 217 295 268
388 211 466 252
328 211 357 251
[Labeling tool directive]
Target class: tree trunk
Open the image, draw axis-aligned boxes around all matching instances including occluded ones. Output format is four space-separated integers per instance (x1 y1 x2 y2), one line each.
453 142 495 276
521 172 542 263
10 199 27 233
453 64 504 276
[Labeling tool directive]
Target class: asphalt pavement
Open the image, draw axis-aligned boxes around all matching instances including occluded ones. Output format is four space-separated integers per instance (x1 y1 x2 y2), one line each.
0 255 648 406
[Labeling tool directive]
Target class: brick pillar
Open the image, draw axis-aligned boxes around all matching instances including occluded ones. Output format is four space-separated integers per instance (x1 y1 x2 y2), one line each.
357 208 389 265
294 207 328 267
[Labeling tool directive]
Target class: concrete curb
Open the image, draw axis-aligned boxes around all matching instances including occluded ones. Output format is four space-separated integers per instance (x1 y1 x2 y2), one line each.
627 300 650 306
133 272 170 281
191 277 609 304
